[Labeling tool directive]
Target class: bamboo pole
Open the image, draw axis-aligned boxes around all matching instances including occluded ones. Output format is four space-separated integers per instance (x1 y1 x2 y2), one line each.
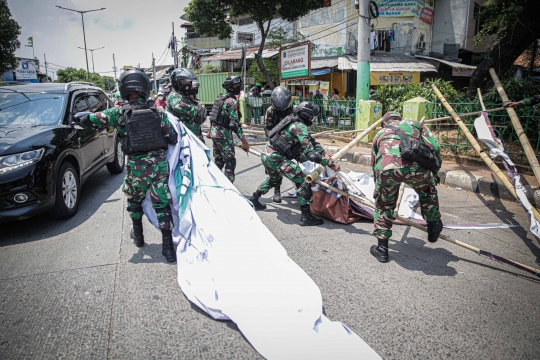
477 88 487 111
489 68 540 186
305 118 384 183
432 84 540 222
394 183 406 217
423 107 505 124
314 179 539 277
242 129 266 136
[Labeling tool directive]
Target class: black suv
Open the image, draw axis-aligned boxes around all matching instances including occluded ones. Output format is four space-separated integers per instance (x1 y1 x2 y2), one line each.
0 82 124 222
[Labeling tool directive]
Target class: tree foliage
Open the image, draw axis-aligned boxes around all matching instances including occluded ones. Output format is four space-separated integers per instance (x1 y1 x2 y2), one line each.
194 63 224 75
247 58 279 84
185 0 324 88
467 0 539 97
265 27 314 50
56 67 115 91
0 0 21 75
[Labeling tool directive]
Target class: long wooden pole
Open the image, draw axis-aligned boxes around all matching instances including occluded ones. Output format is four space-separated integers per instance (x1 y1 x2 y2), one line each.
314 179 539 277
305 117 384 183
423 107 505 124
489 68 540 185
432 84 540 222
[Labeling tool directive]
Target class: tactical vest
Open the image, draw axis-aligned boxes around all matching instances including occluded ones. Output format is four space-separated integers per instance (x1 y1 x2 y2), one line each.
270 107 293 130
268 114 302 159
123 103 168 155
209 93 232 128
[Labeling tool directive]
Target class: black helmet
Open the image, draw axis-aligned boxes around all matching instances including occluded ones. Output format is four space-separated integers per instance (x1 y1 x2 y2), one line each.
271 86 292 111
294 101 320 126
190 80 200 95
222 75 242 90
170 67 197 93
118 69 151 100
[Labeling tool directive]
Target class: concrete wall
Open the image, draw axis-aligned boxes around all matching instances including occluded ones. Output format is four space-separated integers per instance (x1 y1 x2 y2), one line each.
432 0 489 54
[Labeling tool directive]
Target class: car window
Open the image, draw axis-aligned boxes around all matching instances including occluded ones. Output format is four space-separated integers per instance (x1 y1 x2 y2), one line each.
87 94 106 112
73 95 89 113
99 93 112 109
0 92 67 126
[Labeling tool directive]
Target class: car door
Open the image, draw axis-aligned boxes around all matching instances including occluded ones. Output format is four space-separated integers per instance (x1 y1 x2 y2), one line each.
86 92 111 163
71 93 104 175
97 92 116 160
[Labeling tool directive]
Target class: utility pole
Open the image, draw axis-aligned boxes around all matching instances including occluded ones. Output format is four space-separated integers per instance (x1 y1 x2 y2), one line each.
112 53 118 88
356 0 370 101
44 53 48 82
172 22 177 68
78 47 104 73
56 6 106 82
152 53 158 94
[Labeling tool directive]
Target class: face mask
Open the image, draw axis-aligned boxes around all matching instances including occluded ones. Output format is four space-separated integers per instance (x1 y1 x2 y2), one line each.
232 86 241 95
189 88 198 95
158 96 163 100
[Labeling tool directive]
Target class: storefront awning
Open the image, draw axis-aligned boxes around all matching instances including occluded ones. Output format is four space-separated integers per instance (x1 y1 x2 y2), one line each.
201 48 258 62
414 55 476 76
311 58 339 69
246 50 279 59
338 55 437 72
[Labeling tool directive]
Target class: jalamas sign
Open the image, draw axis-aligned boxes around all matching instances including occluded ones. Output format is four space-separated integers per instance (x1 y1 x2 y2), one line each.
280 41 311 80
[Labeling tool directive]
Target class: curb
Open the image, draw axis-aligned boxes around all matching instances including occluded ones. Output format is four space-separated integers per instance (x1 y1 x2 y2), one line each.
322 145 540 207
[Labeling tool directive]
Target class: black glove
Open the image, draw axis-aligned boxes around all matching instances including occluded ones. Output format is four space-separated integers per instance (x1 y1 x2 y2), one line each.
79 115 94 129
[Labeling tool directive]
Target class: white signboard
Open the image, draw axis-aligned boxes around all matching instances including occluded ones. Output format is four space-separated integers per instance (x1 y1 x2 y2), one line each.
15 60 38 82
280 42 311 80
452 67 475 77
236 32 255 45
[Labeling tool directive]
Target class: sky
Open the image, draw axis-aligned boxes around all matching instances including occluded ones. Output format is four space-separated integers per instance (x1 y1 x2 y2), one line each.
9 0 190 78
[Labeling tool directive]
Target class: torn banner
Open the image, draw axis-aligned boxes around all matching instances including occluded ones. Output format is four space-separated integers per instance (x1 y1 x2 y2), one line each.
474 112 540 239
142 113 381 359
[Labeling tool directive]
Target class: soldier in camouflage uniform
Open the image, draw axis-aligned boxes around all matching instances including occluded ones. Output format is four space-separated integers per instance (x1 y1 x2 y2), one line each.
370 111 443 263
262 86 294 203
188 80 207 142
81 69 178 262
209 75 249 183
167 68 201 138
250 102 339 226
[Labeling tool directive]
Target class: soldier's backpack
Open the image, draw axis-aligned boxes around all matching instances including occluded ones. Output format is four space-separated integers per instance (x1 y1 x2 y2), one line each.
122 103 167 155
387 124 441 173
268 114 302 159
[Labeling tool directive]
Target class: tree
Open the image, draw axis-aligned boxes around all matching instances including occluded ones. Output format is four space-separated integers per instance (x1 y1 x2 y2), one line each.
185 0 324 89
247 58 279 85
467 0 540 98
56 67 114 91
0 0 21 75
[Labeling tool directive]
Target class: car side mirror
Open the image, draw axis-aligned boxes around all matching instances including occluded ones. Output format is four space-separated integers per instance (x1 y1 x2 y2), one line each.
73 111 92 120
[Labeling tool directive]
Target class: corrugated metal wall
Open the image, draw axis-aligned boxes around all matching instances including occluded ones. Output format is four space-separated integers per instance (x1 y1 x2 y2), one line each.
197 72 241 105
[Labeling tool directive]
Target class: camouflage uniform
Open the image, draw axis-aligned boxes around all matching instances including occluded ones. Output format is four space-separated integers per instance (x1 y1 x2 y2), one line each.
371 119 442 240
264 106 293 134
166 89 199 137
89 101 177 230
210 93 244 183
256 118 329 205
186 95 206 142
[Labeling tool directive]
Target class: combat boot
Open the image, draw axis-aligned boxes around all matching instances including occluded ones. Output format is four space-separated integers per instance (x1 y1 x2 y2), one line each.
370 238 389 263
427 219 443 243
249 190 267 210
299 204 324 226
130 222 144 247
161 230 176 262
273 186 282 203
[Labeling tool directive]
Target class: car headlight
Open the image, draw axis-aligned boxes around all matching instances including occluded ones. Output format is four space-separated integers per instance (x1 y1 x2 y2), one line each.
0 149 45 175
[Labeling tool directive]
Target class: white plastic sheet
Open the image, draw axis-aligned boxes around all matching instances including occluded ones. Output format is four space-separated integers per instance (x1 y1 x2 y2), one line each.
143 113 381 360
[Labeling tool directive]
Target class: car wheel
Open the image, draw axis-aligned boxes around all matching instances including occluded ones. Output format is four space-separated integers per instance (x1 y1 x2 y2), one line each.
49 162 80 219
106 137 125 174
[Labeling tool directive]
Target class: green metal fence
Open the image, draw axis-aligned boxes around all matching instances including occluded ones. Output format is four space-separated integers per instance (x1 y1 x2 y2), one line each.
427 100 540 166
244 96 358 132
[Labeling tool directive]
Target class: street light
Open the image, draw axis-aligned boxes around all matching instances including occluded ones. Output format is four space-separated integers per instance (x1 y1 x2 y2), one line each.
56 5 106 81
78 46 105 74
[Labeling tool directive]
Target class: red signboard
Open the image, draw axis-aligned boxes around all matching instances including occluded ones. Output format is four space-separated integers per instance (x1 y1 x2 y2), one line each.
420 7 434 24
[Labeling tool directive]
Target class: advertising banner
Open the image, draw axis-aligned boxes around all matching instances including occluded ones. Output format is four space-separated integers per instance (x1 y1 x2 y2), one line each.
376 0 434 18
452 67 475 77
280 41 311 80
370 72 420 85
2 59 38 83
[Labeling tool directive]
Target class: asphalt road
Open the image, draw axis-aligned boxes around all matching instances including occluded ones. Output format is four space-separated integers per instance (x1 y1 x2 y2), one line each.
1 139 539 359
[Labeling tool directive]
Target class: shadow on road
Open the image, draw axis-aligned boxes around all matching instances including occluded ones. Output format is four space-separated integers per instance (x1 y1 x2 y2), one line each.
128 243 177 265
0 168 124 247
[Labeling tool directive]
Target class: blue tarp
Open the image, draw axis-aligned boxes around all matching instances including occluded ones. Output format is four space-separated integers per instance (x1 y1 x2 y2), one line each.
311 68 332 75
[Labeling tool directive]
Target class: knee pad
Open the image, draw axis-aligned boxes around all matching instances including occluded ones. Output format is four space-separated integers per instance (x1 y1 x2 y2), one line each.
299 181 313 201
155 205 173 223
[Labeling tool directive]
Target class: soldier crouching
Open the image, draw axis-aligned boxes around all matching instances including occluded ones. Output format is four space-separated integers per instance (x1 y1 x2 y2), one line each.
370 111 444 263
